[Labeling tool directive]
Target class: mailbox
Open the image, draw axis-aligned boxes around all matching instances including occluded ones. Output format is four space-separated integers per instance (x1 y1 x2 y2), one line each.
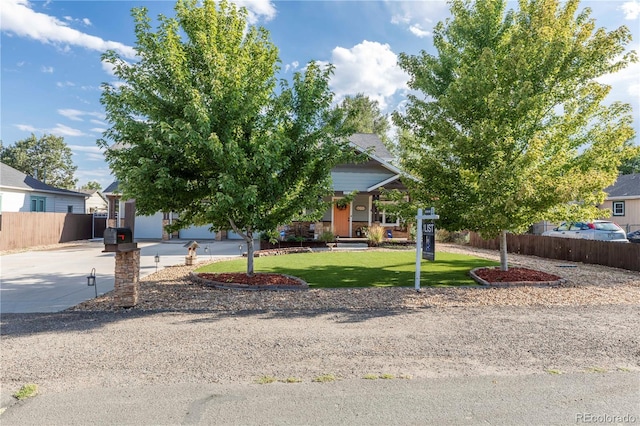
103 227 136 252
104 227 133 244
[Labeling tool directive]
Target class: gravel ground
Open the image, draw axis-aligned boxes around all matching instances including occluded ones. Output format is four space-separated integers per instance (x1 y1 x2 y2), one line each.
1 244 638 394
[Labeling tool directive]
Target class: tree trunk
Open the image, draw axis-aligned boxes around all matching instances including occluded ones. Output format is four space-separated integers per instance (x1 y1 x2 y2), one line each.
499 230 509 271
229 219 254 276
245 231 254 276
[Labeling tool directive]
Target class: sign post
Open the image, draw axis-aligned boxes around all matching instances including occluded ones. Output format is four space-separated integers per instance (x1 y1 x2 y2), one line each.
415 207 439 291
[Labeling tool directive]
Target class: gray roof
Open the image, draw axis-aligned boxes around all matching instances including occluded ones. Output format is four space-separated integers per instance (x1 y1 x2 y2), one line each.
0 162 86 198
348 133 394 162
103 181 120 194
605 173 640 198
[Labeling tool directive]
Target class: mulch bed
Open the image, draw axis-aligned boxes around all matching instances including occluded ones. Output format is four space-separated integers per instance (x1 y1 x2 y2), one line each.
471 267 565 286
193 272 309 291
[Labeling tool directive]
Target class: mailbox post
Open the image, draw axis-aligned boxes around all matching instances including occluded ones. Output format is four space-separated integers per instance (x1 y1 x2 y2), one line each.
415 207 439 291
103 227 140 307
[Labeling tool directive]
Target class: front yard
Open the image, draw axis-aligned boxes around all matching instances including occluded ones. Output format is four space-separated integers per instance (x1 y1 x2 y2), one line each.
196 250 500 288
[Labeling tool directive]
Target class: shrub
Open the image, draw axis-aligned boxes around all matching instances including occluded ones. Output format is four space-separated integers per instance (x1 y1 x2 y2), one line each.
318 230 335 242
261 229 280 244
367 224 385 246
435 229 469 244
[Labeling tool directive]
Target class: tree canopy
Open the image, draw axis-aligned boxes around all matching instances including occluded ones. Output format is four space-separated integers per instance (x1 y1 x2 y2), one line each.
80 181 102 191
339 93 391 147
394 0 637 269
99 0 354 274
0 133 78 189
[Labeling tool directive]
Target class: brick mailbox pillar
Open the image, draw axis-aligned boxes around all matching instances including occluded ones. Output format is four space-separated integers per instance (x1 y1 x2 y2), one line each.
114 249 140 308
104 227 140 308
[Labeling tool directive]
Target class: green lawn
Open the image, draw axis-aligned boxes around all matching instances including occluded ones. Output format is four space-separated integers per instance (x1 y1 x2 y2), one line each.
196 250 499 288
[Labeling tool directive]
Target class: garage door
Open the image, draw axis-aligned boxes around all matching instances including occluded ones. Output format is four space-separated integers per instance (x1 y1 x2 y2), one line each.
179 225 218 240
134 212 164 239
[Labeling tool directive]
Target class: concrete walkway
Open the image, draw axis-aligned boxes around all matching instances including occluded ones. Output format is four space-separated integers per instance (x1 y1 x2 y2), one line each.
0 239 244 313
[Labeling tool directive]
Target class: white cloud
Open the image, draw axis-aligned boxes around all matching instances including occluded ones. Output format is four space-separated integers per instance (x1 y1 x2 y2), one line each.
41 65 54 73
621 1 640 20
1 0 137 59
56 81 75 87
68 144 103 154
58 109 105 122
409 24 431 38
284 61 299 73
90 119 106 126
58 109 84 121
325 41 409 110
90 128 106 134
15 124 37 132
50 124 87 137
232 0 277 23
388 1 448 38
101 60 117 76
82 18 92 26
17 61 25 67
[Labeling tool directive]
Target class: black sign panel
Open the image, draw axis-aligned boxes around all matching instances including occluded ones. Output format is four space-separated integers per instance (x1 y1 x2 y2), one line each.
422 222 435 261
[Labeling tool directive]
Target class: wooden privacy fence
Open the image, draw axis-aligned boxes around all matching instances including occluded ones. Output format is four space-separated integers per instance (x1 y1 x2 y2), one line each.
0 212 93 251
469 233 640 271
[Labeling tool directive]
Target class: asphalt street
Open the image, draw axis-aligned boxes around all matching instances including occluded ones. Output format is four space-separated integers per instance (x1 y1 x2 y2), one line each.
1 373 638 425
0 239 244 313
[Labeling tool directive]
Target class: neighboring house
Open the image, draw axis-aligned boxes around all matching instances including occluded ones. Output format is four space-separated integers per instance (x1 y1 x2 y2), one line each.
79 189 108 213
0 162 87 213
103 133 413 240
599 173 640 234
530 173 640 235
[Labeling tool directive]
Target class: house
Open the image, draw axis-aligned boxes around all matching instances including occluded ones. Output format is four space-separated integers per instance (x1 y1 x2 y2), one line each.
0 162 87 213
599 173 640 234
78 189 108 213
104 133 413 240
306 133 412 238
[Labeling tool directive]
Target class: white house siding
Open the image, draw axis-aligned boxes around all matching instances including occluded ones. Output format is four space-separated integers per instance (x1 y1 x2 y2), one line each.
0 189 85 213
0 189 29 212
51 195 85 213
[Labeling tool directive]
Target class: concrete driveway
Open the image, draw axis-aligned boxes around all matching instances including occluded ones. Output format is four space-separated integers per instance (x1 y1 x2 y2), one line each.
0 239 245 313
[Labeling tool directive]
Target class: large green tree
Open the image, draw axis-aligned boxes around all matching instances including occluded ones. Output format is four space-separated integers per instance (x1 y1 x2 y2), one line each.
339 93 391 146
99 0 353 275
394 0 637 270
0 134 78 189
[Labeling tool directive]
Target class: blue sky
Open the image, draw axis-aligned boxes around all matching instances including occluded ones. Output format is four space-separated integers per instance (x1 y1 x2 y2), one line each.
2 0 639 190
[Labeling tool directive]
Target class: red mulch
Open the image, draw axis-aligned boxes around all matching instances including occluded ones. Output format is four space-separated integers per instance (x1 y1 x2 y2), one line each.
198 273 302 286
475 267 562 283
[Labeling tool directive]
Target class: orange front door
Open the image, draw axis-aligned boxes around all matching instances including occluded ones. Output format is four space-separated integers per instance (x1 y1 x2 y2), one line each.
333 203 350 237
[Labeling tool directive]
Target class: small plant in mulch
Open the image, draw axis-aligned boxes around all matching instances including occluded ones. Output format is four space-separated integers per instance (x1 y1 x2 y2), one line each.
312 374 337 383
13 384 38 400
256 375 278 384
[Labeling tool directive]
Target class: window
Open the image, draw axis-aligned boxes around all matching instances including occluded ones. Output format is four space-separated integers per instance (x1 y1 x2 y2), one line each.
379 202 400 227
612 201 625 216
30 196 46 212
67 205 74 213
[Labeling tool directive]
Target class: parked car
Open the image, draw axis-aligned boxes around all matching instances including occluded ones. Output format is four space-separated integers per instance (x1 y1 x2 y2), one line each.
626 230 640 244
542 221 629 242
